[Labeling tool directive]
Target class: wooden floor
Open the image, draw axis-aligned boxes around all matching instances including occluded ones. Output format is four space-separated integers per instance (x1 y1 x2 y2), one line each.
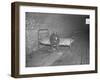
26 33 89 67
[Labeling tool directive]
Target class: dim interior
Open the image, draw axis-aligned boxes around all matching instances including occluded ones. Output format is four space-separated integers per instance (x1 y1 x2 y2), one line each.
25 12 90 67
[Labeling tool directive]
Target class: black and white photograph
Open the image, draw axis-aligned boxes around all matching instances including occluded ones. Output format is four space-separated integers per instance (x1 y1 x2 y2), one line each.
11 2 97 78
26 12 90 67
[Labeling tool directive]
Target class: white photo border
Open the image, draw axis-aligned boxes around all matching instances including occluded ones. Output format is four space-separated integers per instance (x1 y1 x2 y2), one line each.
19 5 96 75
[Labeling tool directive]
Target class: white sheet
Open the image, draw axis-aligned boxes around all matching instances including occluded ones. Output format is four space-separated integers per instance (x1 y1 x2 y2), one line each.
40 38 74 46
